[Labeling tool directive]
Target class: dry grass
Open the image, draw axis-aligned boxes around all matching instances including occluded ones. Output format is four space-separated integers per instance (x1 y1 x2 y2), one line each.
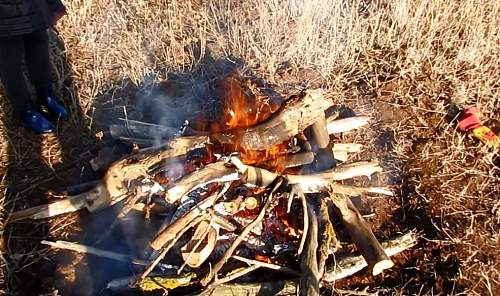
0 0 499 294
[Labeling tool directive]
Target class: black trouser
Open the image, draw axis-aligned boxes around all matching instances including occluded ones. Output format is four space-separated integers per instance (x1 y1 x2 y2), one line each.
0 30 52 114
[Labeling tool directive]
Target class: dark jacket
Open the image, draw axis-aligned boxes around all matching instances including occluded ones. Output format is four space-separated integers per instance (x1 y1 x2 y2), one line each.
0 0 65 37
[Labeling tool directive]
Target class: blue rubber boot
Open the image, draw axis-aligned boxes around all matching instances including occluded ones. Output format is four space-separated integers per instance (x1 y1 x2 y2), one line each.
36 87 69 121
19 104 55 133
39 96 69 121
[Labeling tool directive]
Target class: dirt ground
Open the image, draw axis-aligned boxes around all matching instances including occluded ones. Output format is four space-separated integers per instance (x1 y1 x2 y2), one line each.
1 1 499 295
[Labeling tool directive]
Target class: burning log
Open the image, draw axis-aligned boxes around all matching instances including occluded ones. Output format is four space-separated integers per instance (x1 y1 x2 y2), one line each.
329 194 394 276
238 89 334 150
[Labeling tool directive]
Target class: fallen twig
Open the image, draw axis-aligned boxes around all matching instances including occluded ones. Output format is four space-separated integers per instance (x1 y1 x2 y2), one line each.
150 189 220 250
201 265 261 296
232 255 301 276
41 240 153 267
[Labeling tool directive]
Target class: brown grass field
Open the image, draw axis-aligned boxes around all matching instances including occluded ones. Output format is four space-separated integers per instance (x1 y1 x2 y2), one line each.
0 0 499 295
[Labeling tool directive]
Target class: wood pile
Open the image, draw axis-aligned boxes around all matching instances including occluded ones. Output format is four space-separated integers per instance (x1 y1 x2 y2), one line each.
10 75 416 295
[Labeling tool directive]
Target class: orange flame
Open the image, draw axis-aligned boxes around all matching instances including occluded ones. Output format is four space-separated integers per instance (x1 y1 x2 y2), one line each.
195 72 288 170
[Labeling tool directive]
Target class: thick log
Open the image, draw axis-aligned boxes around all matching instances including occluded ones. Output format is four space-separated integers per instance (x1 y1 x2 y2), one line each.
308 116 330 149
238 89 333 150
9 136 209 221
330 194 393 276
282 151 315 168
103 136 209 203
324 231 417 281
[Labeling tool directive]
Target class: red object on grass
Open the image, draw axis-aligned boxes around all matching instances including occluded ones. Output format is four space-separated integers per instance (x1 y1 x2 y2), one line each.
457 107 484 132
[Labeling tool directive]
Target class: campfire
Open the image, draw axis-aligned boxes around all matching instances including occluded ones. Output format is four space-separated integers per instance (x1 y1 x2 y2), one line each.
10 74 416 295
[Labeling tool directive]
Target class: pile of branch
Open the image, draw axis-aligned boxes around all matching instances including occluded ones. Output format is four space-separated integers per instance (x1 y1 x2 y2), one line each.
10 88 416 295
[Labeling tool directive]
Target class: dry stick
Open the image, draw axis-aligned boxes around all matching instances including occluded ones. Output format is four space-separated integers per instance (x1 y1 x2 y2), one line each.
232 255 301 276
134 213 209 287
326 116 371 134
294 185 309 255
41 240 152 267
286 160 383 187
201 265 262 296
231 157 392 197
285 184 308 255
164 162 239 203
331 143 363 162
150 189 221 250
200 179 282 286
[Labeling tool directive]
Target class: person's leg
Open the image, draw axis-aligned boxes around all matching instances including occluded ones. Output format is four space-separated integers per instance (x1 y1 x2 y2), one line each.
24 30 68 120
0 34 55 133
23 30 53 98
0 35 31 114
